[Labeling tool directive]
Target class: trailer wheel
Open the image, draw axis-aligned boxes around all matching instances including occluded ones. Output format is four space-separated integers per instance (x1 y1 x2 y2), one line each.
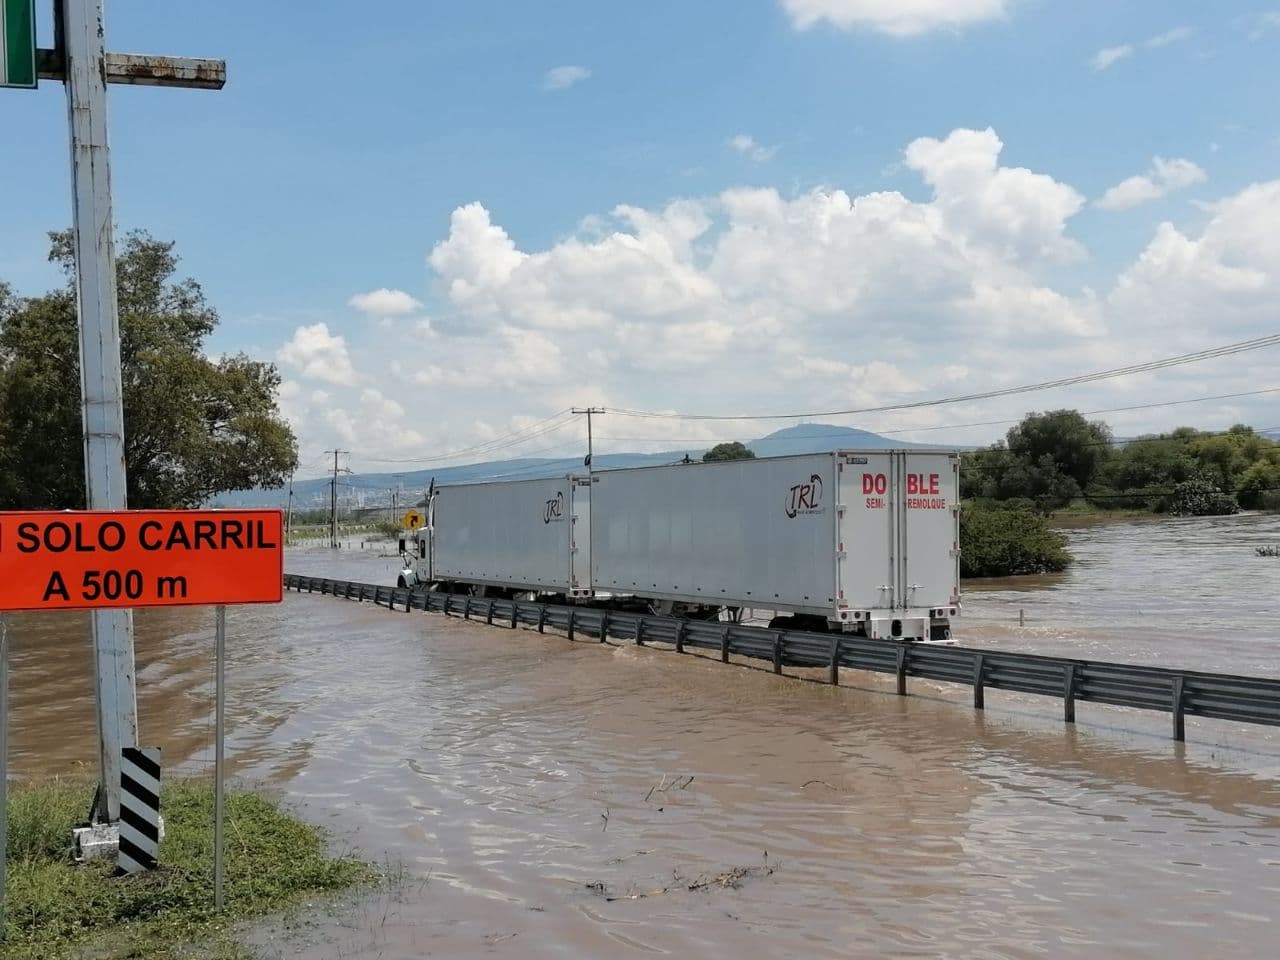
397 575 408 589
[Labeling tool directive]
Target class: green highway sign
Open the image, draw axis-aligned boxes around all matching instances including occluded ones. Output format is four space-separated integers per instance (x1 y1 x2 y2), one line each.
1 0 37 89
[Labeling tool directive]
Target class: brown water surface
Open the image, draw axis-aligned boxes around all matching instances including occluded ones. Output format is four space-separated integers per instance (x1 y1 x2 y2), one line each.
4 516 1280 958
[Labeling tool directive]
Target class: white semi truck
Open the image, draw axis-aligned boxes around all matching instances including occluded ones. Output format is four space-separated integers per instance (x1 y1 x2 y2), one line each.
399 449 960 641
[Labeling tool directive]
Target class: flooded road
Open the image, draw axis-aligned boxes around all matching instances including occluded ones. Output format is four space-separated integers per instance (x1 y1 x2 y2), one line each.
5 515 1280 958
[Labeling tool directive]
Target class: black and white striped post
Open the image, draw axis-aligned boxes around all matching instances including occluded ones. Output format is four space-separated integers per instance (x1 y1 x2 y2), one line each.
117 747 161 874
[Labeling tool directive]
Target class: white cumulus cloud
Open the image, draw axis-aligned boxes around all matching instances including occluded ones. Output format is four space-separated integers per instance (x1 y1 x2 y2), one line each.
543 65 590 91
1091 44 1134 71
1146 26 1192 48
780 0 1008 36
1096 157 1207 211
1248 12 1280 41
902 127 1086 263
348 288 423 316
729 134 779 162
276 323 358 385
277 130 1280 473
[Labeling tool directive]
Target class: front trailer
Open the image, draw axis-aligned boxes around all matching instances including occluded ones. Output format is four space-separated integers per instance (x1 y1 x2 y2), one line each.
399 474 592 599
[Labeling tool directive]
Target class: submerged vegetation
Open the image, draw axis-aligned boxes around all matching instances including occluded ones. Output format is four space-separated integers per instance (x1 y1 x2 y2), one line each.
962 411 1280 516
957 410 1278 576
960 501 1071 578
3 778 376 960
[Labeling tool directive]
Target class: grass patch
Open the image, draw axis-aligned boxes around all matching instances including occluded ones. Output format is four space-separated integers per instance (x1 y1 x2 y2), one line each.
3 778 378 960
1046 499 1155 526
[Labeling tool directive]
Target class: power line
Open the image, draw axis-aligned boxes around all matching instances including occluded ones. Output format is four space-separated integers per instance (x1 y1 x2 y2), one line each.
606 334 1280 422
356 409 577 465
591 387 1280 449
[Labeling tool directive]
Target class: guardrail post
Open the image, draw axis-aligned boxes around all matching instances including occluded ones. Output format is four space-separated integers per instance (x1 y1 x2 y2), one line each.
463 597 472 620
599 611 610 642
772 633 783 675
537 605 547 633
720 625 730 663
511 604 519 630
829 636 840 686
675 621 686 655
635 617 646 646
895 644 907 696
1172 676 1186 742
486 602 494 626
567 609 576 641
1064 663 1076 724
973 654 985 710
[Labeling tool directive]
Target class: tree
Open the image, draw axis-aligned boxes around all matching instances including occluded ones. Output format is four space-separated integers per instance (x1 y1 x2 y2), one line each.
1237 461 1280 510
703 441 756 462
1005 409 1112 491
0 230 298 509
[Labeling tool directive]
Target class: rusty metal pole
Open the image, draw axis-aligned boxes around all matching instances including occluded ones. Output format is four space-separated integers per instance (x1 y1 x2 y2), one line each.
63 0 137 825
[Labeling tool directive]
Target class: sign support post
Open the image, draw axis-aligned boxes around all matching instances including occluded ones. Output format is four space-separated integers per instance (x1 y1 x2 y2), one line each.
63 0 136 826
1 613 8 941
214 605 226 910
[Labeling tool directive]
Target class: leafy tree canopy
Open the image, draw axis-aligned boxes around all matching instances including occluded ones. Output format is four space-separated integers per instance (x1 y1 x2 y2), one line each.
703 441 756 462
1005 409 1112 490
0 230 298 509
962 410 1280 515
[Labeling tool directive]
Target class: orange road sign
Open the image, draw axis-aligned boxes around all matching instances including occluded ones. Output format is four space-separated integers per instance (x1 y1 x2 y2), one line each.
402 509 423 530
0 510 284 612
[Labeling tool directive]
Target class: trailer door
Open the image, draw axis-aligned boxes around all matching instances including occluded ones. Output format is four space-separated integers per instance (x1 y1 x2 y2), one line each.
569 476 592 594
837 453 895 611
895 451 959 611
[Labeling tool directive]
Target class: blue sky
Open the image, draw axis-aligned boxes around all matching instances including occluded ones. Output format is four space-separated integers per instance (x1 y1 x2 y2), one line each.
2 1 1279 477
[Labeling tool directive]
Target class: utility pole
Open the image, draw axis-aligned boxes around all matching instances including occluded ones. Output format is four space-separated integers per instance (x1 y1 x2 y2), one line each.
572 407 605 470
325 450 348 548
11 0 227 829
285 473 295 546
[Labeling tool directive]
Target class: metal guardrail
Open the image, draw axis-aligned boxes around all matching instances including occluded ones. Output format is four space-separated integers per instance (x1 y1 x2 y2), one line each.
283 574 1280 742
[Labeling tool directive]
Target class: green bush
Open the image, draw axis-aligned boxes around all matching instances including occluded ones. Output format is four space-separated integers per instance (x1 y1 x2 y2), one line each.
960 501 1072 578
1165 477 1239 517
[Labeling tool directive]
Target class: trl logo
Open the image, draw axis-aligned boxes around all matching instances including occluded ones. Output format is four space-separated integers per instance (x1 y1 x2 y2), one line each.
543 492 564 524
784 474 824 518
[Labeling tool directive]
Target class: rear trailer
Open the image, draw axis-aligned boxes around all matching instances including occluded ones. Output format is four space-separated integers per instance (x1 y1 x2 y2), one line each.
403 474 592 597
589 450 959 640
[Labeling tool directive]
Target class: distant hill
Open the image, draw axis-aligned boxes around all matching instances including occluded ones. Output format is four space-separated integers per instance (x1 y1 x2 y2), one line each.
209 421 953 508
746 422 939 457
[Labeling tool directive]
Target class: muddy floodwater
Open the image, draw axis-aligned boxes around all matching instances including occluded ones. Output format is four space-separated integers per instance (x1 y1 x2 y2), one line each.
6 513 1280 958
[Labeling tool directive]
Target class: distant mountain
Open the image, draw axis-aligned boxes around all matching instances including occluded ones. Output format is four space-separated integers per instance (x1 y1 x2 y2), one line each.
209 421 953 508
1264 429 1280 442
746 423 940 457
